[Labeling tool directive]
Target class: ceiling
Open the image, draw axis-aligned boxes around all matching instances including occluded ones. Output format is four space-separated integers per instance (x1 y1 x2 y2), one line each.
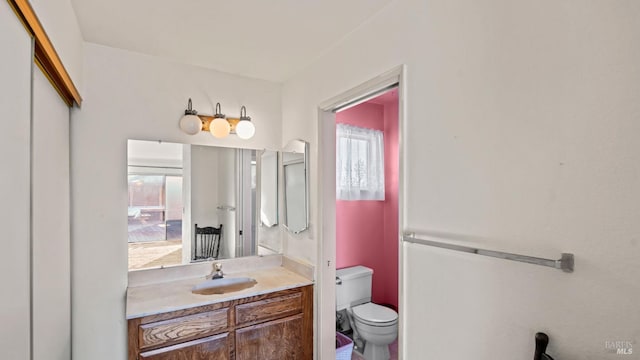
71 0 392 82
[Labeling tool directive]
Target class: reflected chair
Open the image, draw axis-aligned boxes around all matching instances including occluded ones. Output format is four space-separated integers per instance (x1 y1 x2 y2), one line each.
193 224 222 260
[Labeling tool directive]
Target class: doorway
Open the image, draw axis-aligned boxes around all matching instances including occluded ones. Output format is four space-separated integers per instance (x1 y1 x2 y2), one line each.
317 66 406 359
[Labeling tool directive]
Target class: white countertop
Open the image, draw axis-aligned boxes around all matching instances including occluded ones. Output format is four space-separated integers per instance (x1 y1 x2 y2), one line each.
126 266 313 319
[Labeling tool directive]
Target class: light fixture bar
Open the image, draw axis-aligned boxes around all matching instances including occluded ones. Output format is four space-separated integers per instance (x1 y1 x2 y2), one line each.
178 99 254 139
198 116 241 132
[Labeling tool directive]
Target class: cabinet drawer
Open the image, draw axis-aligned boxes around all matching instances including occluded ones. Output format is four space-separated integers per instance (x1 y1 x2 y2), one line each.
235 292 302 327
139 308 229 350
140 333 230 360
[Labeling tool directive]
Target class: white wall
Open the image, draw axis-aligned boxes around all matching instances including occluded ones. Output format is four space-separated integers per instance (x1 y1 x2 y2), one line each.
0 4 32 358
71 43 282 359
282 0 640 358
30 0 84 93
127 140 183 168
32 66 71 360
190 145 223 228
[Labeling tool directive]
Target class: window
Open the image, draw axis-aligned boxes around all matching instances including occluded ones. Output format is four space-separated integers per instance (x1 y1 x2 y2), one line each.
336 123 384 200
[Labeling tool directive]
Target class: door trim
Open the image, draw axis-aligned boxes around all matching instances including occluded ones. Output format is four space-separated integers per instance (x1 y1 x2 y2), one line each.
316 65 407 359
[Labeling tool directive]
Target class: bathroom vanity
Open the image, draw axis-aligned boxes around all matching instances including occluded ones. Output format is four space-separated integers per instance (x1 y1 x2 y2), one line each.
127 261 313 360
125 138 313 359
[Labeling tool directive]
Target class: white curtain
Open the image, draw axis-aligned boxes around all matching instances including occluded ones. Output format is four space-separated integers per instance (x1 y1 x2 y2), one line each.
336 123 385 200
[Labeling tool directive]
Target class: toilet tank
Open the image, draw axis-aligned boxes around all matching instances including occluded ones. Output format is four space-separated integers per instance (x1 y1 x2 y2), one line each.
336 266 373 311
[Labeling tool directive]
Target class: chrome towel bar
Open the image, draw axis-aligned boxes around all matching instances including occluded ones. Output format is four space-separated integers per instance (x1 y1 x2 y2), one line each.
402 233 574 273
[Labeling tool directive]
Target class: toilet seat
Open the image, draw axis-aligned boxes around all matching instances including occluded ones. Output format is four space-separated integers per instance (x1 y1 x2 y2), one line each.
352 302 398 327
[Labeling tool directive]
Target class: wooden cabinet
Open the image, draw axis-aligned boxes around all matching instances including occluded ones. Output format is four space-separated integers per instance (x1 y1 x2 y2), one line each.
235 315 304 360
128 285 313 360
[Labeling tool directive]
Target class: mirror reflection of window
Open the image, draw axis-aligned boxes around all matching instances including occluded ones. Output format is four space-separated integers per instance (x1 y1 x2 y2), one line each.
127 175 183 243
127 140 184 270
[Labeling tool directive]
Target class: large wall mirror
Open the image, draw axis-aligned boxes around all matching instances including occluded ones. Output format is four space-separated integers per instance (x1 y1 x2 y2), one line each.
127 140 280 271
282 139 309 234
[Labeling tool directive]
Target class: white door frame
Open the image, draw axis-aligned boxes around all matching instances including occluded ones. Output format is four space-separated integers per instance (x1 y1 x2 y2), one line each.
316 65 407 359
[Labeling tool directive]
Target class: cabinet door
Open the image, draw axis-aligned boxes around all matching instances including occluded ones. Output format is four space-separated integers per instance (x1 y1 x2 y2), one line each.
235 314 304 360
139 333 230 360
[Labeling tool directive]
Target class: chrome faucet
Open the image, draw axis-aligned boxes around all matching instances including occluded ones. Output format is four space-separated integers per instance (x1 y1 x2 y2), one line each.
209 263 224 280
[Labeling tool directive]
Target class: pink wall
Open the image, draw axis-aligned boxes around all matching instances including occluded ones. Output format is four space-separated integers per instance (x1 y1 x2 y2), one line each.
336 96 399 309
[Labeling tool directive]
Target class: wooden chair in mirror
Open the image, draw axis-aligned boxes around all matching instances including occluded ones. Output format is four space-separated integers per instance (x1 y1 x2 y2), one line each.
193 224 222 260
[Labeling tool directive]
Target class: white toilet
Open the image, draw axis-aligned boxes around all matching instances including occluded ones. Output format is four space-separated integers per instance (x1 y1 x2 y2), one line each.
336 266 398 360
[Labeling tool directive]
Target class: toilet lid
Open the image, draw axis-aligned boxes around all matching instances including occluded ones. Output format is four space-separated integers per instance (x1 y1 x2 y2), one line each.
352 303 398 324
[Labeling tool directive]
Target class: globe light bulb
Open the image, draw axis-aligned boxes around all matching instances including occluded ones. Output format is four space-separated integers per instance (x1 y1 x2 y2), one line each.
235 120 255 139
210 117 230 138
179 114 202 135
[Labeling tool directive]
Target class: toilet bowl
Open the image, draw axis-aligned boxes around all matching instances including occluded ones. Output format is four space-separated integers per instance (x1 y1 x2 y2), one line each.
336 266 398 360
351 302 398 360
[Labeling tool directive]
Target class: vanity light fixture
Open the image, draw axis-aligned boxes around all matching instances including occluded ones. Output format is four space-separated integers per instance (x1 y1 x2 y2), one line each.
179 99 256 140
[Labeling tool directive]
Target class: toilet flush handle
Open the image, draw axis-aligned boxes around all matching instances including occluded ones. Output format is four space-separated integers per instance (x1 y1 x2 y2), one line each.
336 277 342 285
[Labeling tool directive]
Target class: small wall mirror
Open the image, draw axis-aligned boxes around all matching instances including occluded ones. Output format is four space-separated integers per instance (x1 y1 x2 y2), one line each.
282 139 309 233
127 140 281 271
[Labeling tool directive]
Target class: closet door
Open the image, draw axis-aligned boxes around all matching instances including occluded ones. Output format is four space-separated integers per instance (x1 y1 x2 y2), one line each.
32 65 71 360
0 1 34 359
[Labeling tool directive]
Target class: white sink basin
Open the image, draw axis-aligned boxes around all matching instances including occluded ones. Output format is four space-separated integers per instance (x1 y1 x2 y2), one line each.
191 277 257 295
